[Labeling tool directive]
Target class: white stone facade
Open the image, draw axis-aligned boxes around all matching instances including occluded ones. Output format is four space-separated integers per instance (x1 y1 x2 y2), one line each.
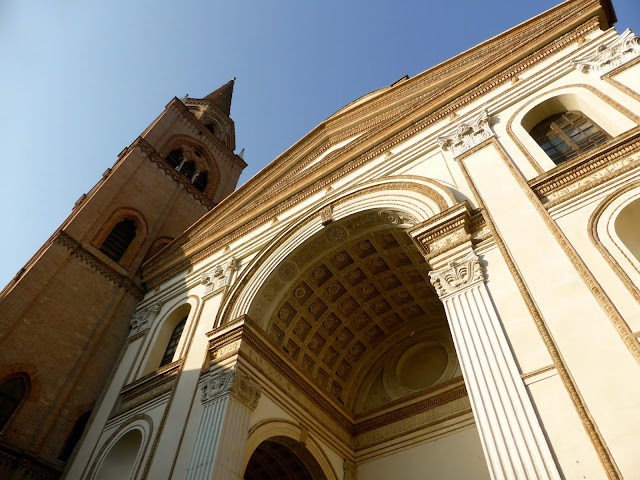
65 4 640 479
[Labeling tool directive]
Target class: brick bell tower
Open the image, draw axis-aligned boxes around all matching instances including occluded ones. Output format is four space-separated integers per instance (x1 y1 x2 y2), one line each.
0 80 246 479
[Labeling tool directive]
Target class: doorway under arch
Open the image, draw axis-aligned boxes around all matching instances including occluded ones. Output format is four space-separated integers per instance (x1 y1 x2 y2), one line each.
244 436 327 480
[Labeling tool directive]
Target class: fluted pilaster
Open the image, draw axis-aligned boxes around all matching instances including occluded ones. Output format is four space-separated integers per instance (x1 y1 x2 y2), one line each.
430 252 559 480
185 367 261 480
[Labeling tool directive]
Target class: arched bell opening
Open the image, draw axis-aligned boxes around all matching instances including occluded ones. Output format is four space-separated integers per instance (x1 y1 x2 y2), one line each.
247 208 461 414
244 436 327 480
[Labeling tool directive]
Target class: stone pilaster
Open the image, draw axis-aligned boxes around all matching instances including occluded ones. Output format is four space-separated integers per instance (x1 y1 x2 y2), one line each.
429 252 559 480
185 367 261 480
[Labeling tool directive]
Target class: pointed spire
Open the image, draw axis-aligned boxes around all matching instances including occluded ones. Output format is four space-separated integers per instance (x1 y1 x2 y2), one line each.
204 78 235 116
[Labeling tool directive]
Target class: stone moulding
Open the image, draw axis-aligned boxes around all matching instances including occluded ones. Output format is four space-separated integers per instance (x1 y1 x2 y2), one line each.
572 28 640 76
53 231 145 299
437 110 494 158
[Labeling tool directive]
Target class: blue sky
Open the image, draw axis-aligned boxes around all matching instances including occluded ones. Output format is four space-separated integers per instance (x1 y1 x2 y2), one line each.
1 0 638 286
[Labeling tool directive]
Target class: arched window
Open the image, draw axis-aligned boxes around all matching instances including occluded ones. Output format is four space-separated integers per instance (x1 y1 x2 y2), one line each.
0 375 27 430
165 149 183 169
193 171 207 192
530 111 610 165
205 123 215 134
159 316 187 367
100 219 137 262
58 411 91 462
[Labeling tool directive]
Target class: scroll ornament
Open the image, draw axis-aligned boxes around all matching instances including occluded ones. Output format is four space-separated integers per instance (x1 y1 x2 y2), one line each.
437 110 494 158
429 253 483 298
572 29 640 75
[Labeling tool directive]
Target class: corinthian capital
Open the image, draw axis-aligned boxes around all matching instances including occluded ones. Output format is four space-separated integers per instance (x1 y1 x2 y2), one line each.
437 110 494 158
128 302 161 337
429 252 483 298
201 367 261 410
572 29 640 75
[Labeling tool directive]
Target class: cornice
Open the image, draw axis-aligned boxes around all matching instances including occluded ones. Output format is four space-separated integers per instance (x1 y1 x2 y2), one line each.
142 15 601 286
54 231 145 299
529 127 640 207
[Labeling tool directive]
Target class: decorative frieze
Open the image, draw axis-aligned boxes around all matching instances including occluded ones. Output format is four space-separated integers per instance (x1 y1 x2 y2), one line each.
201 256 237 295
429 253 483 298
200 367 261 410
128 302 161 337
572 29 640 76
437 110 494 158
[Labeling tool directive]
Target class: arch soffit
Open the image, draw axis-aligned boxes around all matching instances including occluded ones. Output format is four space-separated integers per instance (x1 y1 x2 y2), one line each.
86 414 153 480
589 181 640 302
505 84 640 174
220 177 456 325
243 419 339 480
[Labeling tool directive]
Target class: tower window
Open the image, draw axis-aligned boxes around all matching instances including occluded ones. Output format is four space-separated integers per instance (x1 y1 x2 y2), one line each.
100 219 137 262
165 149 183 169
179 161 196 179
530 111 610 165
205 124 215 134
0 376 27 430
159 317 187 367
193 172 207 192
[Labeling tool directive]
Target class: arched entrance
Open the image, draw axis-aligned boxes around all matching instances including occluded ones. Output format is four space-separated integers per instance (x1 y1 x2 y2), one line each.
244 436 326 480
246 209 458 413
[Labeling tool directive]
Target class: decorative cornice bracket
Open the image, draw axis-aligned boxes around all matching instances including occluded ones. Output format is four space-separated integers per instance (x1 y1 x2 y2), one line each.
437 110 495 158
572 29 640 76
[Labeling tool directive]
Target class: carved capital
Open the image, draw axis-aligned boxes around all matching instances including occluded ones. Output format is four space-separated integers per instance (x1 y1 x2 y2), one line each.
201 256 237 295
428 252 483 298
572 29 640 75
437 110 494 158
201 367 261 410
128 302 161 337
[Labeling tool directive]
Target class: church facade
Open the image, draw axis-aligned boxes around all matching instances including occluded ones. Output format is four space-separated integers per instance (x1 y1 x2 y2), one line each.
3 0 640 479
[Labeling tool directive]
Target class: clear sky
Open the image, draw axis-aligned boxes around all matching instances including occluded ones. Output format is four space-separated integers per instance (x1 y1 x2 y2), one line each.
1 0 638 286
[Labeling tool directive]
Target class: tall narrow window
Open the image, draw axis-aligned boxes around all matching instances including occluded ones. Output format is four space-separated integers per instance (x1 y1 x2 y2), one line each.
179 161 196 179
530 111 610 165
0 376 27 430
58 411 91 462
100 220 137 262
159 317 187 367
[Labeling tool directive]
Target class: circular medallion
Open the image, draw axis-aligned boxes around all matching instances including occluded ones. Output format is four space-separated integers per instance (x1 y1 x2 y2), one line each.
325 226 348 243
278 261 298 281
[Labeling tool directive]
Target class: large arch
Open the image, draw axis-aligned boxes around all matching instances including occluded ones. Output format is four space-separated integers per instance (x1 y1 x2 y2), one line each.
243 420 338 480
219 176 457 327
